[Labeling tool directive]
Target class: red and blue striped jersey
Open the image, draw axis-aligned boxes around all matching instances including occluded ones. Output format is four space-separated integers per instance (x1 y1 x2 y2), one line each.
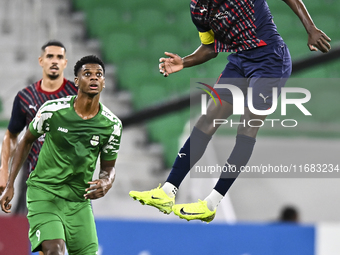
191 0 282 52
8 78 78 173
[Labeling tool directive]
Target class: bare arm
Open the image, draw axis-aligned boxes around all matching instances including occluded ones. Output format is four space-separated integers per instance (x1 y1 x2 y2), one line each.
0 129 37 213
0 130 19 194
159 43 218 77
84 159 116 200
283 0 331 53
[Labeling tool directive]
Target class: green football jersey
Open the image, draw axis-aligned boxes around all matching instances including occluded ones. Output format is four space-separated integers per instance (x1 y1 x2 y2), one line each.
27 95 122 202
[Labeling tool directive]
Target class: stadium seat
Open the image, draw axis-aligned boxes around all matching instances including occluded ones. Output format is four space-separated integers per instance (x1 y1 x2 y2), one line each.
171 11 197 42
148 110 190 166
160 0 189 14
272 13 294 32
147 34 183 61
272 12 306 40
292 66 328 78
327 60 340 77
85 8 121 39
147 113 184 144
132 83 168 110
133 9 167 37
266 0 291 14
73 0 96 12
311 15 338 39
102 33 143 63
116 59 154 90
302 0 329 14
285 38 312 60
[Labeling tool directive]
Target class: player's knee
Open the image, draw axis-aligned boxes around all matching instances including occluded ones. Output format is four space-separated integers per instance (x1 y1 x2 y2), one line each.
44 247 64 255
42 240 65 255
44 250 63 255
237 125 259 138
196 115 219 135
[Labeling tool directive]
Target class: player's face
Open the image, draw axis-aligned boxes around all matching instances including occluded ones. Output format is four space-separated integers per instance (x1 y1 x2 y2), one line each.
75 63 105 97
39 46 67 80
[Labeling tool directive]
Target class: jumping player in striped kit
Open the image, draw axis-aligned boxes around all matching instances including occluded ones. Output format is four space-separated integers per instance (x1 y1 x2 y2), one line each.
0 40 77 214
130 0 331 222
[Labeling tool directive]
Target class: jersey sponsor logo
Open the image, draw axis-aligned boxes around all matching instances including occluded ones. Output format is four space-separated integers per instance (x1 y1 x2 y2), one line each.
101 107 115 122
215 11 231 20
102 110 111 118
58 127 68 133
259 93 269 103
200 7 207 13
90 135 100 146
29 104 38 111
178 153 186 158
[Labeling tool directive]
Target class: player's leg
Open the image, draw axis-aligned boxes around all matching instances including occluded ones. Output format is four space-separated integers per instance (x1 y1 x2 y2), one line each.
164 99 234 190
161 62 248 194
129 98 234 214
172 108 263 222
212 41 292 196
209 108 265 203
41 239 66 255
172 42 292 222
210 41 292 200
129 58 245 214
27 187 66 254
64 201 98 255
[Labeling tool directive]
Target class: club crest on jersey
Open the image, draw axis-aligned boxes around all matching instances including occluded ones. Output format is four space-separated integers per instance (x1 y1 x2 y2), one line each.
90 135 100 146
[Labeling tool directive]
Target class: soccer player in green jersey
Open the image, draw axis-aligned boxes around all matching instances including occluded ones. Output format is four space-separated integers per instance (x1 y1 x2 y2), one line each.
0 55 122 255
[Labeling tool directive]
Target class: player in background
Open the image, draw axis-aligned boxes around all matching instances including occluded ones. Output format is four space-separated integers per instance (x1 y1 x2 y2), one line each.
129 0 331 222
0 55 122 254
0 40 77 215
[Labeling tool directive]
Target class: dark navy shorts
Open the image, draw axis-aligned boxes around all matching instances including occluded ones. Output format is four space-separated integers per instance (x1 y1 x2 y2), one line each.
214 40 292 111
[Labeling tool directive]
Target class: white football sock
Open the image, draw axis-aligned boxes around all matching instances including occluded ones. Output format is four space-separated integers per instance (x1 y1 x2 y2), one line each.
204 189 223 211
162 182 178 198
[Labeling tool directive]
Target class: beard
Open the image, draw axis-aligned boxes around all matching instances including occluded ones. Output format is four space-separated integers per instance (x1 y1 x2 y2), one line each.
47 73 60 80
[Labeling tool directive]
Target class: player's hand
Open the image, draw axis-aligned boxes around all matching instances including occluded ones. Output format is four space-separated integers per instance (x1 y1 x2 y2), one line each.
84 179 112 200
159 52 184 77
307 27 331 53
0 185 14 213
0 167 8 195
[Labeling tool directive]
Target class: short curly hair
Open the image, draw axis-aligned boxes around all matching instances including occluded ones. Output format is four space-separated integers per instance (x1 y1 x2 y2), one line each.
74 55 105 76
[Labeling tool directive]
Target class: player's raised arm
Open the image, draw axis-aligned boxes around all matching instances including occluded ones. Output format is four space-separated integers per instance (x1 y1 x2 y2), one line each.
0 130 38 213
84 159 116 200
282 0 331 53
159 43 218 77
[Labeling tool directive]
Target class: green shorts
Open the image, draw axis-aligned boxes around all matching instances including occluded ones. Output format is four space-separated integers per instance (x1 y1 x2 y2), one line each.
26 186 98 254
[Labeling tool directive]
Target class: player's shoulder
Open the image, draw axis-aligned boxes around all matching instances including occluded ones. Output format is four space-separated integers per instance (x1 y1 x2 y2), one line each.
64 79 78 94
17 80 40 96
65 79 76 87
100 103 122 126
39 95 74 113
